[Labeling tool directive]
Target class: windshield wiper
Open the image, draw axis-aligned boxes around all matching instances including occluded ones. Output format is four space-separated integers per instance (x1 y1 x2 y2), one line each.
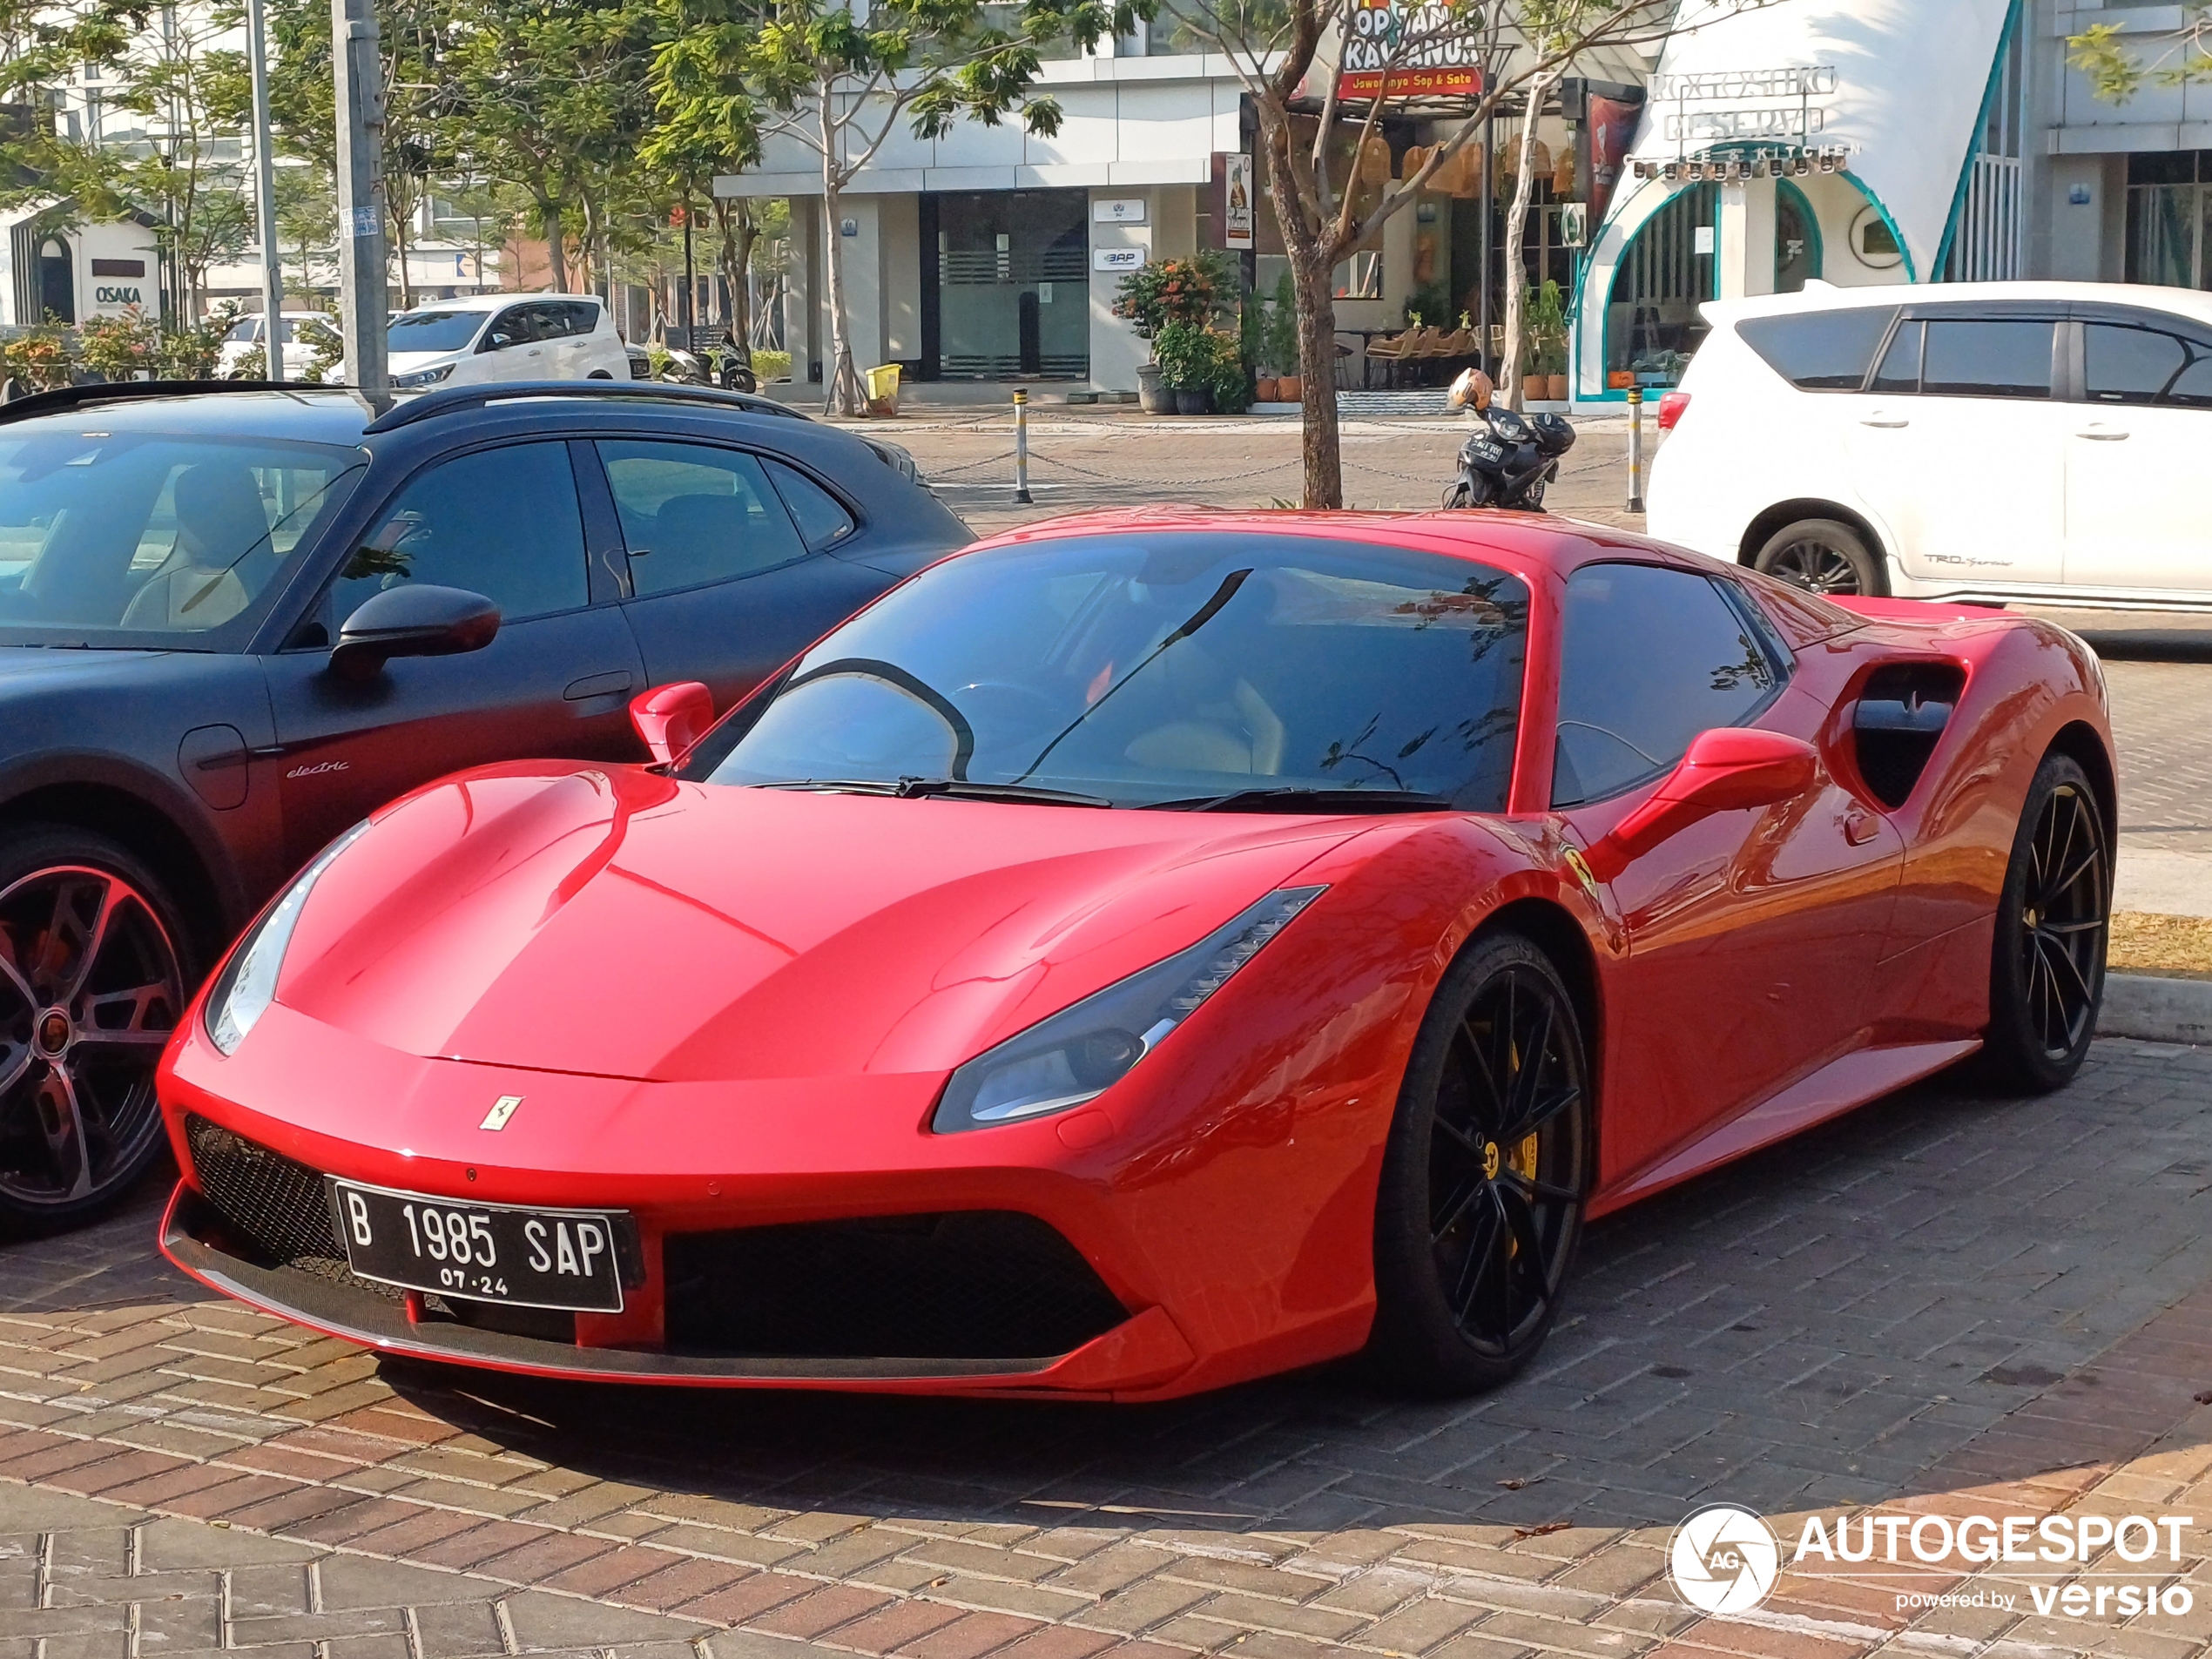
1146 786 1456 814
754 777 1111 807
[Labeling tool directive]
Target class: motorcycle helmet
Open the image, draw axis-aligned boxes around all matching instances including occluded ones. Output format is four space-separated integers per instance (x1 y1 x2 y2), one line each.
1529 413 1576 457
1447 366 1494 412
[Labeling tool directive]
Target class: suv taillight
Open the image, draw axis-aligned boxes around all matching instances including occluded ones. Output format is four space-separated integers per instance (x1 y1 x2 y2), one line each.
1656 392 1690 431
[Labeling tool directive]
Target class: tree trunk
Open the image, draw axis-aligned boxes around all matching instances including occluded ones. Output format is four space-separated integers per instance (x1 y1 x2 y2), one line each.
716 199 758 370
1291 248 1342 508
390 192 415 311
1499 72 1560 411
818 93 867 416
540 194 568 293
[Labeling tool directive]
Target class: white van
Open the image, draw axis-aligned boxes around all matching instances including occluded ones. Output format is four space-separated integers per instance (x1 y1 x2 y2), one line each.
1645 280 2212 609
385 293 630 389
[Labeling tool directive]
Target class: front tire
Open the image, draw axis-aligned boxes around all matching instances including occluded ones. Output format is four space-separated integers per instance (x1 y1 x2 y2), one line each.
1982 755 2109 1093
1366 932 1591 1394
0 826 191 1231
1752 517 1885 597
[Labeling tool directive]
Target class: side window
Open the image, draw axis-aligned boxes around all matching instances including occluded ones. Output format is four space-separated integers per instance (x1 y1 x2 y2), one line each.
562 301 603 337
1870 319 1922 394
598 441 809 597
328 442 590 627
1553 563 1784 808
2084 321 2212 407
481 307 532 351
1736 307 1897 391
2169 353 2212 408
1919 318 2053 399
765 460 856 550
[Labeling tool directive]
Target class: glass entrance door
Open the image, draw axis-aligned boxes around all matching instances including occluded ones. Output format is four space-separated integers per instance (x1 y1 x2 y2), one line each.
930 190 1089 380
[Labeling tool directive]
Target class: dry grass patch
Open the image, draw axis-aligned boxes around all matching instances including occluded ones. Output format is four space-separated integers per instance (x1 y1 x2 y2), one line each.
2109 911 2212 981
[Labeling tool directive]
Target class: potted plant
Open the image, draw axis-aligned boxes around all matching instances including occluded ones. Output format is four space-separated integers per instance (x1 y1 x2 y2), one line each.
1525 279 1569 405
1115 253 1231 414
1207 329 1251 415
1264 273 1302 402
1155 319 1211 415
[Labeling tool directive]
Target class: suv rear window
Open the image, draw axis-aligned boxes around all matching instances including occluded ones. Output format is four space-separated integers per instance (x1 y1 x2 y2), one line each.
1736 307 1897 391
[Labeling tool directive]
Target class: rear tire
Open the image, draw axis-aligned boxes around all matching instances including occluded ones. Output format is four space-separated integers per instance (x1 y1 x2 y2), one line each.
1366 932 1590 1395
1752 517 1885 597
0 826 192 1232
1981 755 2108 1094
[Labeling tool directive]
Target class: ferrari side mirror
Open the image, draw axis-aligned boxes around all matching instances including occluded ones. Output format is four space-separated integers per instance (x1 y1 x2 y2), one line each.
330 584 499 682
1583 727 1818 882
631 680 715 766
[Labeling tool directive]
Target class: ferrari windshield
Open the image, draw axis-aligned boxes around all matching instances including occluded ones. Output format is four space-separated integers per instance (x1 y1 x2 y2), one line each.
0 432 363 644
689 531 1529 811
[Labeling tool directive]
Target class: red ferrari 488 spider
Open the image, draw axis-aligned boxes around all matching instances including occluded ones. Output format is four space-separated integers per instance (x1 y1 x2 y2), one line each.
158 512 2114 1399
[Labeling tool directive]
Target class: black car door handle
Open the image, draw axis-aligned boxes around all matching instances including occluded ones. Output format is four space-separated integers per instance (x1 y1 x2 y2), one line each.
563 670 634 701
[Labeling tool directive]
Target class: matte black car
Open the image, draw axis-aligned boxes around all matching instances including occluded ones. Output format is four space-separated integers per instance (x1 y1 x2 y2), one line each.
0 379 969 1225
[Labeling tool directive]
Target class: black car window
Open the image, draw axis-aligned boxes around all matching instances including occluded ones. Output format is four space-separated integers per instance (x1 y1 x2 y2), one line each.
329 442 590 627
2169 352 2212 408
390 309 486 354
1919 318 2053 399
2083 321 2211 406
1870 319 1922 395
1553 563 1783 808
685 531 1530 812
765 460 855 550
481 307 533 350
599 441 809 596
1737 307 1897 390
0 432 361 644
560 301 602 338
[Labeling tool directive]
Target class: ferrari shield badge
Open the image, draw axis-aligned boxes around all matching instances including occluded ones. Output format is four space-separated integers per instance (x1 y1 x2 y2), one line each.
480 1095 523 1131
1562 846 1602 903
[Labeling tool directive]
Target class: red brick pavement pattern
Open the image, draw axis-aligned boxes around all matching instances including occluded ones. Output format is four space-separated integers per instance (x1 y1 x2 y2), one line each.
7 1042 2212 1657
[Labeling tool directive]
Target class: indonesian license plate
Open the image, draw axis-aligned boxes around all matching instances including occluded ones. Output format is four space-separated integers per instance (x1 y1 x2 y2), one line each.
326 1180 627 1312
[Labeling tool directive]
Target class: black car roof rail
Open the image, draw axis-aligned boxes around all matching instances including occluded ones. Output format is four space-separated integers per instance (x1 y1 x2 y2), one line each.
361 379 806 435
0 379 354 427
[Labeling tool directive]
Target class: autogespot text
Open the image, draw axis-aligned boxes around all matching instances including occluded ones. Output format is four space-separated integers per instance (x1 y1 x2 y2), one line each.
1792 1513 2197 1620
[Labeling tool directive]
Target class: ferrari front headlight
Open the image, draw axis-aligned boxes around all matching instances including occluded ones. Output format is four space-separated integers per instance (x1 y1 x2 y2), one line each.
204 820 373 1055
930 885 1325 1133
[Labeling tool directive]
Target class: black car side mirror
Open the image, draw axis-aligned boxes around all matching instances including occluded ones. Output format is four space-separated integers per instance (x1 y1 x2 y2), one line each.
331 584 501 682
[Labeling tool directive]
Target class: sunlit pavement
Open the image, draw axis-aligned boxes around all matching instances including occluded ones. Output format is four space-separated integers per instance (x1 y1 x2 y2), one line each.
6 1039 2212 1659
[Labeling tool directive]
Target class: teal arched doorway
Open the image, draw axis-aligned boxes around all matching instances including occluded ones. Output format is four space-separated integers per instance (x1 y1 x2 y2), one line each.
1776 179 1822 293
1603 182 1716 391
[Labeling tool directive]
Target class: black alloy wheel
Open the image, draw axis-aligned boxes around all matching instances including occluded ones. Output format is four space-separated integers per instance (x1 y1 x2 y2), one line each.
1984 754 2108 1093
0 829 188 1228
1753 517 1884 597
1368 932 1590 1393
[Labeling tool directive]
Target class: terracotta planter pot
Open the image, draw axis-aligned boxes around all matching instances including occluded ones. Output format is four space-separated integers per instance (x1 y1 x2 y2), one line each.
1278 374 1302 401
1257 375 1278 402
1547 374 1569 401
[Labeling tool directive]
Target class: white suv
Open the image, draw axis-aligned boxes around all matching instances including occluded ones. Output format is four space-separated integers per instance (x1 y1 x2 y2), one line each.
1646 280 2212 609
383 293 630 390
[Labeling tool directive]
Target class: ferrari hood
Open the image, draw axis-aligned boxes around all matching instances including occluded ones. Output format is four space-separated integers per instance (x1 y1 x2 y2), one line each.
275 765 1369 1083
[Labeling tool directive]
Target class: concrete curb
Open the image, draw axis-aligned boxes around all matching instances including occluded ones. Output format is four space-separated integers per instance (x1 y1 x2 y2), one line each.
2100 972 2212 1045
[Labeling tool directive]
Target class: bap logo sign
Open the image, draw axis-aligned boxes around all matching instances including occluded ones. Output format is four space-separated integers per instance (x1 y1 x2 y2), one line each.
1669 1504 1781 1614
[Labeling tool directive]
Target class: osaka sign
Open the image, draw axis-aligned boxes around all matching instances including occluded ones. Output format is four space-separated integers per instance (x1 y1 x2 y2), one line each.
1338 0 1483 101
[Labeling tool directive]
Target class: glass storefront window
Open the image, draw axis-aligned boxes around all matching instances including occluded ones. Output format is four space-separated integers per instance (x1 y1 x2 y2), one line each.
1604 181 1716 390
934 190 1089 380
2125 151 2212 288
1146 0 1210 53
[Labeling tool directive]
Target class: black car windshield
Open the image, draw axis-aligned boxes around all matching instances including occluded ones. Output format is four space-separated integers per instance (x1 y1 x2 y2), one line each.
685 532 1529 811
0 432 364 646
388 310 484 352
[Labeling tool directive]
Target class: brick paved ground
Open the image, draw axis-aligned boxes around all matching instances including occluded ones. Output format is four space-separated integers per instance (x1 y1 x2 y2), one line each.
8 1040 2212 1659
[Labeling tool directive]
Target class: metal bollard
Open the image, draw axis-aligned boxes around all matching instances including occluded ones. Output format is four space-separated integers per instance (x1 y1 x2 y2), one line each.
1625 386 1645 514
1013 388 1033 505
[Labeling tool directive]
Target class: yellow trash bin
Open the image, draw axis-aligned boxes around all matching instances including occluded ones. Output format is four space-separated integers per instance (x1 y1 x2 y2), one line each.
864 363 901 415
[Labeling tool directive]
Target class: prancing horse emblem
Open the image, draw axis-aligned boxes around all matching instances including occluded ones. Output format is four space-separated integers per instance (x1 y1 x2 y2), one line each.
480 1096 523 1131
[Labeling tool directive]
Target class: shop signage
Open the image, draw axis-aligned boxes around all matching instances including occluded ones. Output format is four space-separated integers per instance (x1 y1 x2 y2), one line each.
1336 0 1482 101
1653 64 1839 145
1224 155 1254 250
1094 199 1146 224
1094 246 1144 272
1582 91 1642 226
1559 203 1587 248
93 286 144 305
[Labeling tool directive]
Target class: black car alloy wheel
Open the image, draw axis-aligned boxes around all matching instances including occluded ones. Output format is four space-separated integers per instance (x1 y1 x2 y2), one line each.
0 863 184 1216
1427 963 1587 1359
1753 517 1881 597
1369 932 1590 1393
2017 777 2107 1062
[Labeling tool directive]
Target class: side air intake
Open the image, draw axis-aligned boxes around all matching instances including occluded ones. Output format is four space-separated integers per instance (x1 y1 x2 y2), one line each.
1852 664 1965 809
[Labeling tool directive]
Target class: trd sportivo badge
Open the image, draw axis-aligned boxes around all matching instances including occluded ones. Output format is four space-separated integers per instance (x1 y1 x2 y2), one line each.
480 1095 523 1130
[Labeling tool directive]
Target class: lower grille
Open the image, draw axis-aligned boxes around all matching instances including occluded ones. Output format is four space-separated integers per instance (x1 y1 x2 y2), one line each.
663 1211 1127 1360
184 1115 400 1298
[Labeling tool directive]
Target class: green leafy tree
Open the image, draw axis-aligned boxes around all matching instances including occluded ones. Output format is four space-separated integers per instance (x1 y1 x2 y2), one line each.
735 0 1150 415
644 0 766 362
2068 4 2212 104
1165 0 1783 504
